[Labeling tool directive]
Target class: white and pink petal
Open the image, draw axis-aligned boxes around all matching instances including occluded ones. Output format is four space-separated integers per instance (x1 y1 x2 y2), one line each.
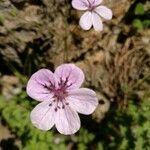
55 106 80 135
92 0 103 6
26 69 56 101
95 6 112 20
92 12 103 31
79 11 93 30
30 99 55 130
67 88 98 115
72 0 89 10
54 64 85 90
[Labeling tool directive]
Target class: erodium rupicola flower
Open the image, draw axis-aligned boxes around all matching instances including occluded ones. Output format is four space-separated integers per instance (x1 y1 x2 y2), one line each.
72 0 113 31
27 64 98 135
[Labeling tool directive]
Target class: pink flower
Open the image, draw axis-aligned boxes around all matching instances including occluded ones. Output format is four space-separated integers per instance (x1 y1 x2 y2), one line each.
72 0 113 31
26 64 98 135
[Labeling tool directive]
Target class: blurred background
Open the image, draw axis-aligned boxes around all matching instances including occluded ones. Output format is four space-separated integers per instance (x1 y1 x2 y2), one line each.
0 0 150 149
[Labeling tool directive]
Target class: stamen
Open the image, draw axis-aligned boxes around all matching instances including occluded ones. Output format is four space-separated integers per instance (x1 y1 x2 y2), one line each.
49 99 57 107
66 83 73 88
64 77 69 85
58 77 69 89
49 103 52 106
65 102 69 105
51 76 70 111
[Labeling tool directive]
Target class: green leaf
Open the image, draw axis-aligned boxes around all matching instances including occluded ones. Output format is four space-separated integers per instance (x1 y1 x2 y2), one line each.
135 3 144 15
78 143 87 150
143 20 150 28
0 15 4 25
97 143 104 150
132 19 143 29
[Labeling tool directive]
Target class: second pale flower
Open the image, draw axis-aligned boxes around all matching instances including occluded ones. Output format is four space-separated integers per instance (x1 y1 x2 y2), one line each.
72 0 113 31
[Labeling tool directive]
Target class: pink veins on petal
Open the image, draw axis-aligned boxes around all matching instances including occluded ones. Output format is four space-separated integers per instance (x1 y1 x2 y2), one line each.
26 64 98 135
72 0 113 31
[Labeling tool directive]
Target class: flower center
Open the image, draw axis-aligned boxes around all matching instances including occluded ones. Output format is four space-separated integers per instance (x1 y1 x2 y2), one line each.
54 89 68 101
46 78 70 112
86 0 96 11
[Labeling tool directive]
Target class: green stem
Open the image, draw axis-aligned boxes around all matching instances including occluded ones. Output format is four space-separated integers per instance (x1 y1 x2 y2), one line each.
64 18 68 62
63 0 69 62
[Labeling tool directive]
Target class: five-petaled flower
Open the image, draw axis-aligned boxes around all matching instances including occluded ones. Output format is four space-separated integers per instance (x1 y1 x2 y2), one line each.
27 64 98 135
72 0 113 31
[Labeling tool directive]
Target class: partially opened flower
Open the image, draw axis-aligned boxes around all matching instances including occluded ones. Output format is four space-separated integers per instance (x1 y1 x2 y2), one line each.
26 64 98 135
72 0 113 31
